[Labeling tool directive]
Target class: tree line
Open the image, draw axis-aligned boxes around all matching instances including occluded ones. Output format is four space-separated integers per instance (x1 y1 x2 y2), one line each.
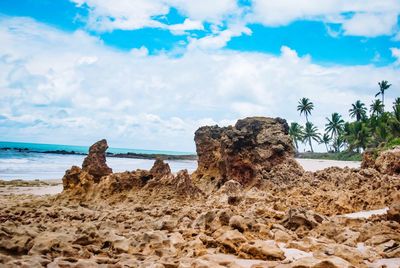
289 80 399 154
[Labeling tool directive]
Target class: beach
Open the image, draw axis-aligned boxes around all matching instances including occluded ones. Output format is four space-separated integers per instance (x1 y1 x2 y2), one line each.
0 155 360 196
0 118 399 268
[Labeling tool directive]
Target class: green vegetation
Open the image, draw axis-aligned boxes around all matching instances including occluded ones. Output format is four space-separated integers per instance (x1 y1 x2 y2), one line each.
290 80 399 161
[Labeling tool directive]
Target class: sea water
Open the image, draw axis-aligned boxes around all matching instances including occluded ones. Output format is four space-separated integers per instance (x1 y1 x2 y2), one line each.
0 141 197 180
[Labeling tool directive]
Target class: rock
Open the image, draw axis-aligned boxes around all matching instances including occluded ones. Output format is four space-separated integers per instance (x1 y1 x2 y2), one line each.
82 139 112 180
175 169 202 196
239 240 285 261
282 208 325 231
361 146 400 175
194 117 298 187
229 215 247 233
361 150 376 169
216 230 247 253
375 146 400 175
150 158 172 179
387 202 400 222
273 229 292 243
290 256 355 268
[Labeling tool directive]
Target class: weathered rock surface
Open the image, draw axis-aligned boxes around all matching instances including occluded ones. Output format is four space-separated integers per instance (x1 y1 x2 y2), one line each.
82 139 112 180
2 117 400 267
361 146 400 175
194 117 302 189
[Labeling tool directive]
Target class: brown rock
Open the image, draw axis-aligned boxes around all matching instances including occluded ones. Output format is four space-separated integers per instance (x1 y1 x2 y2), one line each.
239 240 285 261
82 139 112 180
361 150 376 169
175 169 202 196
194 117 297 187
387 202 400 222
282 208 325 231
150 158 172 179
375 146 400 175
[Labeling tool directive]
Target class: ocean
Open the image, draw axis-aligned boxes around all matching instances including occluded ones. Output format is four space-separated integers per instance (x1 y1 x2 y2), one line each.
0 141 197 180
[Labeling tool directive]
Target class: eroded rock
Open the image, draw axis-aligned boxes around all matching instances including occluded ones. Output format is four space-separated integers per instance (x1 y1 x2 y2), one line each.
82 139 112 180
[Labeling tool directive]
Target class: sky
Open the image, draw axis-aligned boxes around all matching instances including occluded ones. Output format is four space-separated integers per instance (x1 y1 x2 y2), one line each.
0 0 400 152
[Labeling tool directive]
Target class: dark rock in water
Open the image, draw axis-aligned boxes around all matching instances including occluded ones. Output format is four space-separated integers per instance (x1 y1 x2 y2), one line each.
193 117 298 187
82 139 112 181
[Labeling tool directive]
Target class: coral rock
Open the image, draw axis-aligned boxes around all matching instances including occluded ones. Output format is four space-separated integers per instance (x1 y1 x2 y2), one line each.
282 208 325 231
375 146 400 175
82 139 112 180
194 117 297 187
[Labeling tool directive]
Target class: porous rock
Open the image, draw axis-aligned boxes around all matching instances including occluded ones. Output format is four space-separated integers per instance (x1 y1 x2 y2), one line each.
82 139 112 180
194 117 300 187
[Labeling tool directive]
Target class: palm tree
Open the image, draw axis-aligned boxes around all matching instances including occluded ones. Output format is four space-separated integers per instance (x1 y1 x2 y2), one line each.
302 122 320 152
297 98 314 122
325 113 345 152
344 122 371 152
375 80 391 110
320 133 331 152
289 122 304 152
349 100 367 121
370 99 384 117
393 97 400 107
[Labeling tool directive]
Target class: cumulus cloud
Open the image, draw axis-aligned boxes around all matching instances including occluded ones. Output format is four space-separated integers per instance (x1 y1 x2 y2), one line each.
249 0 400 37
1 17 400 151
70 0 400 39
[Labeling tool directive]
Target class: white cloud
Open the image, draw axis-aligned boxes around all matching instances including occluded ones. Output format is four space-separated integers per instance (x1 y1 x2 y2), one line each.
168 19 204 34
391 47 400 66
342 12 398 37
70 0 400 40
1 17 400 151
188 24 251 50
250 0 400 37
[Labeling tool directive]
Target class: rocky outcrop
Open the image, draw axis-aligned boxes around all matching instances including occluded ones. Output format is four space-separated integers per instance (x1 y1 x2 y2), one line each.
375 146 400 175
361 146 400 175
194 117 301 188
82 139 112 180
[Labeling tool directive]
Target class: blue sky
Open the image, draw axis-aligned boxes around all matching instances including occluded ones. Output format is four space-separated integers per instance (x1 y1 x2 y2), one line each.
0 0 400 151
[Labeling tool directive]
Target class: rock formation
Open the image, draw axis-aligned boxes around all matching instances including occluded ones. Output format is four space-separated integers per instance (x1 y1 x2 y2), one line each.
2 117 400 267
82 139 112 180
361 146 400 175
194 117 302 188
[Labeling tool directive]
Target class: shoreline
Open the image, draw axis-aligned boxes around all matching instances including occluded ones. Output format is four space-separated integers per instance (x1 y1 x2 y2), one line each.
0 158 361 195
0 147 197 160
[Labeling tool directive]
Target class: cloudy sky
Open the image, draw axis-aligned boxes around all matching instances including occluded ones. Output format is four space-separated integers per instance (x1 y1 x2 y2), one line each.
0 0 399 152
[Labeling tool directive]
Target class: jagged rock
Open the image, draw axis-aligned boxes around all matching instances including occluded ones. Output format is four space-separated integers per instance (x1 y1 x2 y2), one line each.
282 208 325 231
239 240 285 261
82 139 112 180
361 150 376 169
175 169 202 196
387 202 400 222
194 117 298 187
150 158 172 179
375 146 400 175
361 146 400 175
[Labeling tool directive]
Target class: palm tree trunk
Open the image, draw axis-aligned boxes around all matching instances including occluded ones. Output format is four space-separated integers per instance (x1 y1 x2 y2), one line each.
305 114 308 123
382 93 385 111
309 137 313 152
294 140 299 152
325 143 329 152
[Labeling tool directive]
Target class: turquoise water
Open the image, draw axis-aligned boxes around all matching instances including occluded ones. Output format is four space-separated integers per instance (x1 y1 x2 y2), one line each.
0 141 197 180
0 141 195 155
